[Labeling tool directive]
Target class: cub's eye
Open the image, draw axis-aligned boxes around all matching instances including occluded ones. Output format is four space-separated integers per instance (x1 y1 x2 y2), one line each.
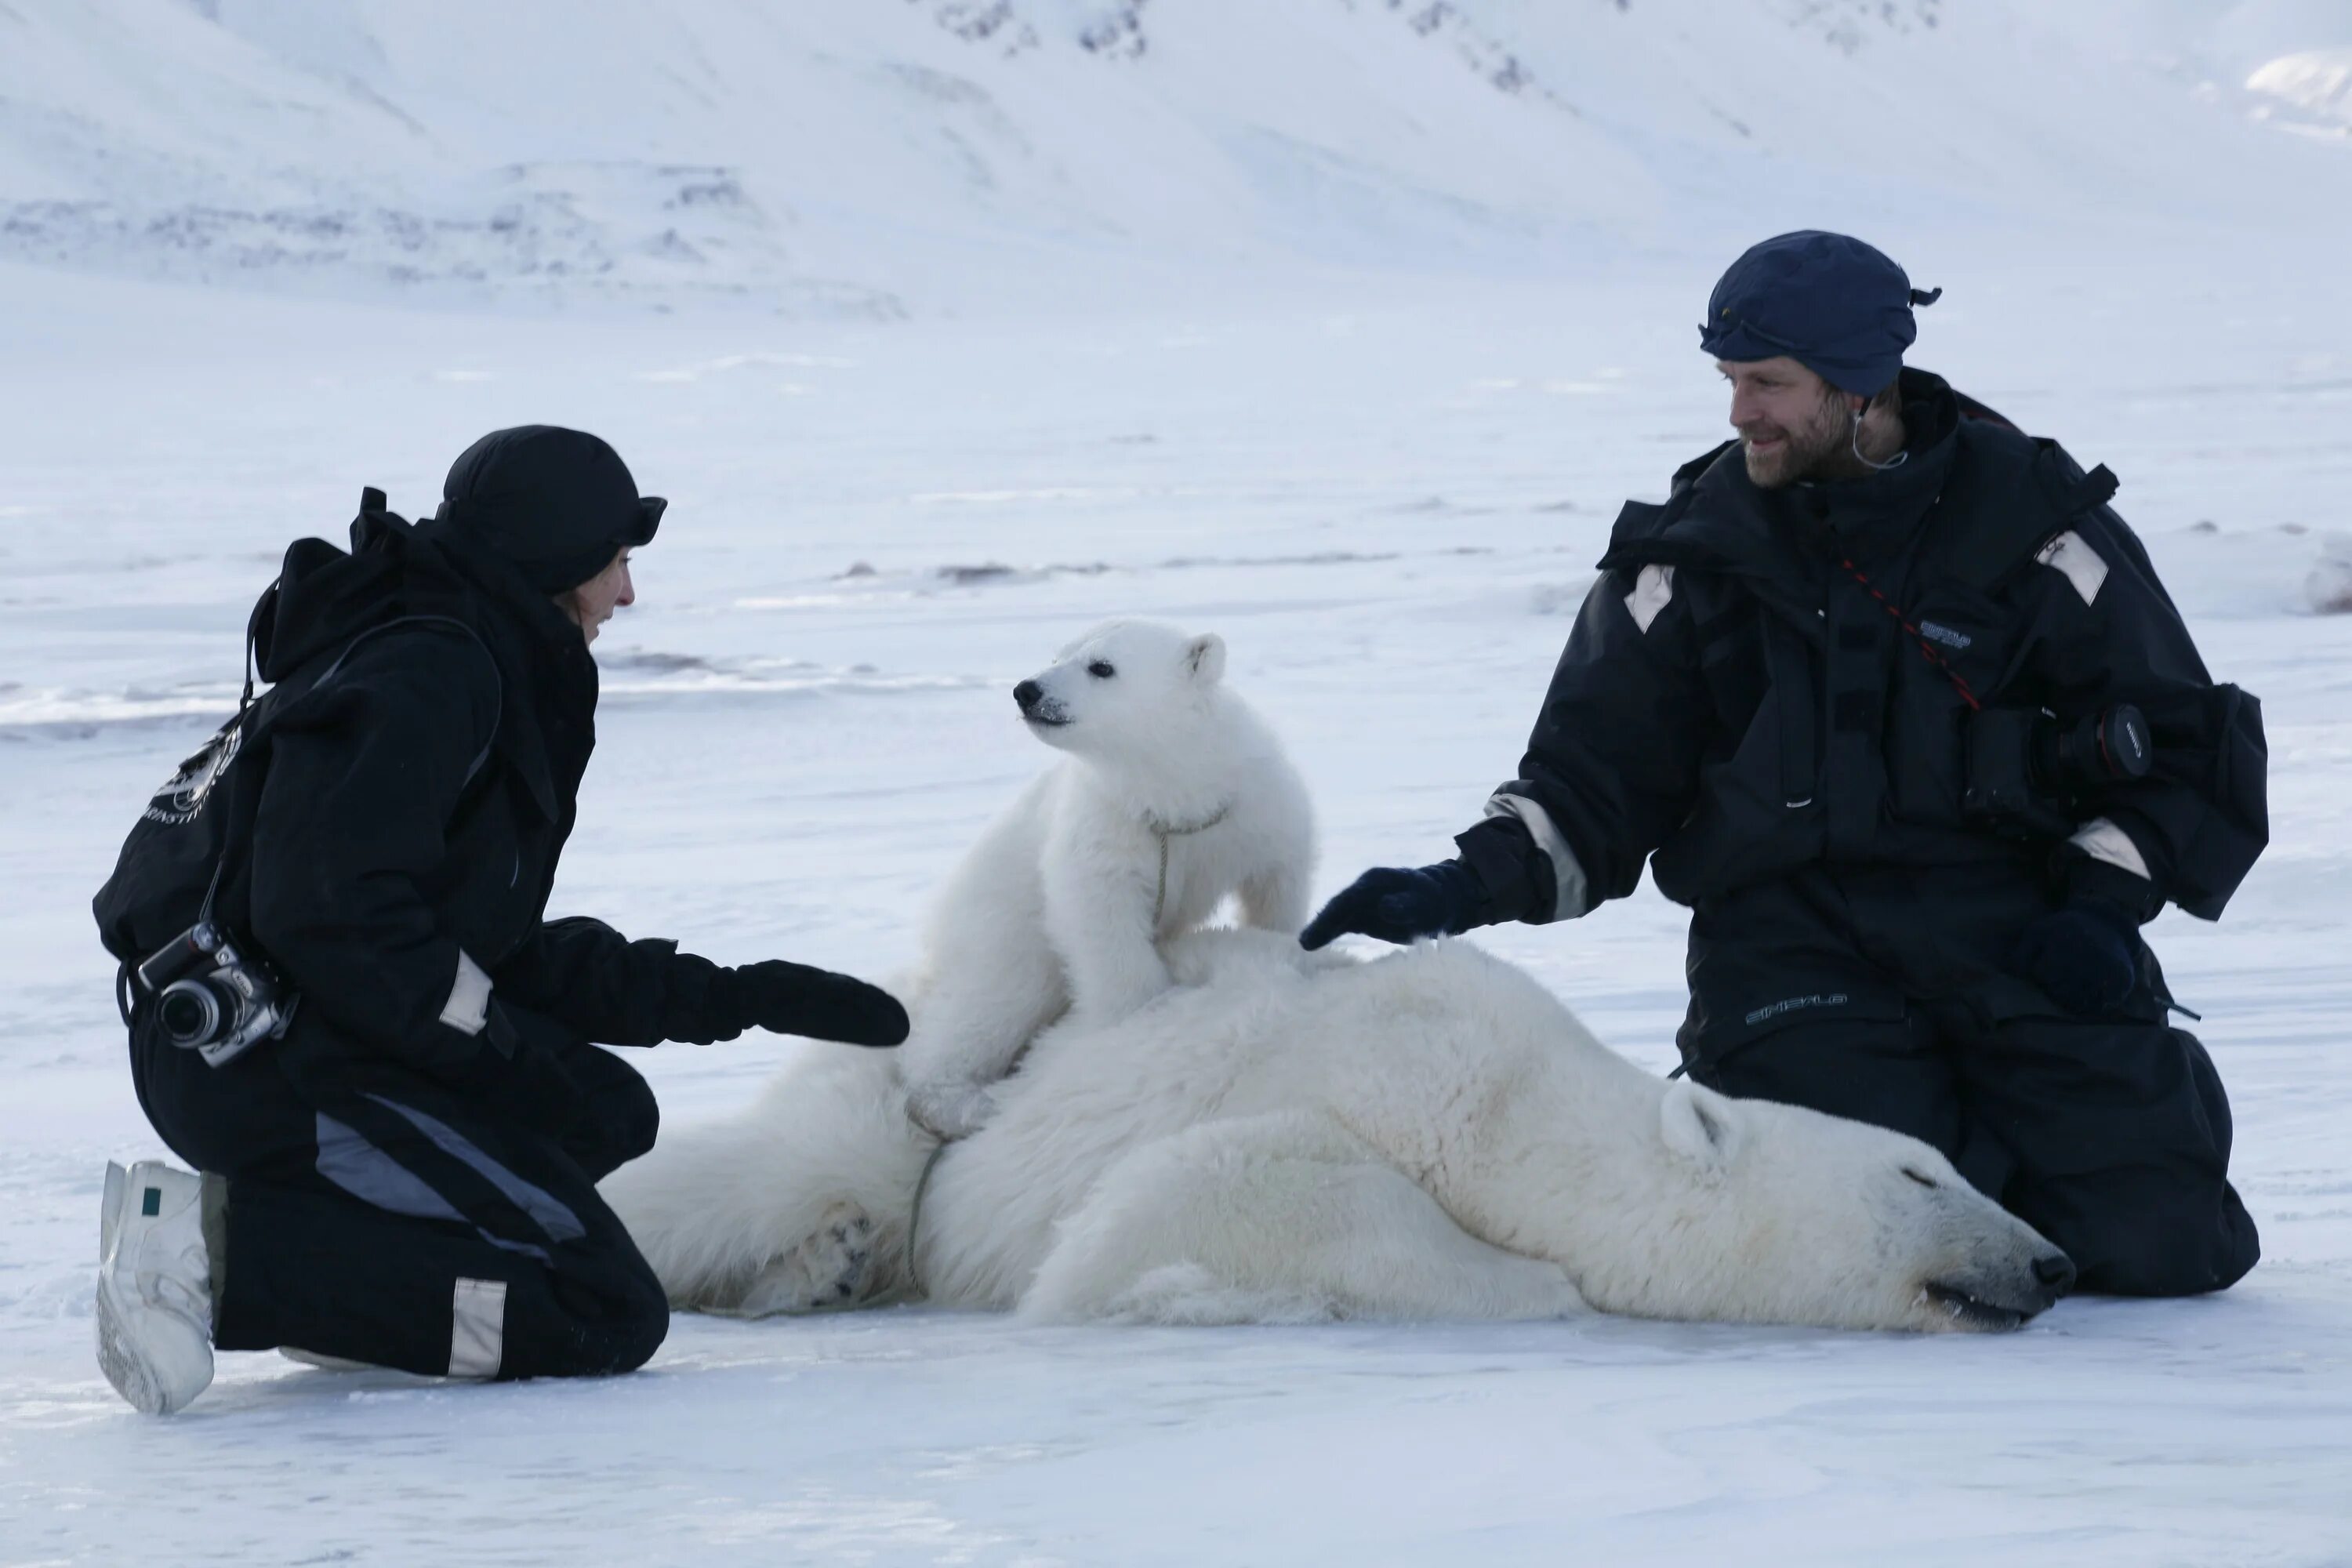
1087 661 1116 678
1900 1167 1938 1189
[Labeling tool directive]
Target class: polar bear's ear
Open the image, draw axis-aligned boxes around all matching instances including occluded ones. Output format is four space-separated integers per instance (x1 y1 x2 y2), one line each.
1185 633 1227 686
1660 1080 1742 1174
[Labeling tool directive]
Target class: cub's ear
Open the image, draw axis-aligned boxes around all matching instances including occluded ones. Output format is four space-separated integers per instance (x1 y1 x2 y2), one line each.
1185 633 1227 685
1659 1080 1742 1174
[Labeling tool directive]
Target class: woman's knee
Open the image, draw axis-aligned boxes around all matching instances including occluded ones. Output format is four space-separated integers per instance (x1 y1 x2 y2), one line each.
560 1049 661 1178
506 1262 670 1379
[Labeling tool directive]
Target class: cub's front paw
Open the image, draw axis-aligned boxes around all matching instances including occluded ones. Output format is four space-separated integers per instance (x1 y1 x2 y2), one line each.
906 1080 1001 1142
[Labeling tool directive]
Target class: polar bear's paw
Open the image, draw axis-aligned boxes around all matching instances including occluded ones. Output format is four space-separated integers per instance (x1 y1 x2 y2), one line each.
724 1203 878 1317
906 1080 1001 1142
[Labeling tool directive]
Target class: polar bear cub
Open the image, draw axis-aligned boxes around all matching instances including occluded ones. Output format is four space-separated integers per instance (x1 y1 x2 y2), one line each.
900 619 1315 1139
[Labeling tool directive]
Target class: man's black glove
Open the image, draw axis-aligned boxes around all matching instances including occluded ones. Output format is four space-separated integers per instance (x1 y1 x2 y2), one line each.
679 960 909 1047
2011 853 2156 1017
1299 860 1482 951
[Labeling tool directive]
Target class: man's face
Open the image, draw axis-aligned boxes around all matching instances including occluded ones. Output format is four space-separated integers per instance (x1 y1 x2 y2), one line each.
1719 356 1857 488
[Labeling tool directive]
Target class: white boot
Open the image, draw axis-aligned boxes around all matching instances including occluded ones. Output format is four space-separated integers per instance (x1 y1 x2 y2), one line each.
95 1160 216 1415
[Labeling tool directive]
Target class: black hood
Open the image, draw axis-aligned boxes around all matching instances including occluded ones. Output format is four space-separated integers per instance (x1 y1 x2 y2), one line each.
250 508 414 684
248 495 598 821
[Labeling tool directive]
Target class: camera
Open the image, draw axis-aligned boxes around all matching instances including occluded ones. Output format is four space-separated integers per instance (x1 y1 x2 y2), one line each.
134 921 298 1067
1962 704 2152 839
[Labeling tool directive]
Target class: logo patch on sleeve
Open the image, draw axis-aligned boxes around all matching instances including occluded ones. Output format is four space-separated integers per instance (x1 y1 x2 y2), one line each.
2036 531 2109 605
1623 564 1675 633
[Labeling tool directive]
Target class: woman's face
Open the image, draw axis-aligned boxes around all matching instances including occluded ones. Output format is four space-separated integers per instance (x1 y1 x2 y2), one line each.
564 550 636 644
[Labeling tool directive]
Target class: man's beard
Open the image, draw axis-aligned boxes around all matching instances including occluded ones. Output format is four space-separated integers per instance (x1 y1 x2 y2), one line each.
1740 394 1860 488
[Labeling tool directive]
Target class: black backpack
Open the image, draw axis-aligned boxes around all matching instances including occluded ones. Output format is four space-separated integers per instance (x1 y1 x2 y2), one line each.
92 492 499 993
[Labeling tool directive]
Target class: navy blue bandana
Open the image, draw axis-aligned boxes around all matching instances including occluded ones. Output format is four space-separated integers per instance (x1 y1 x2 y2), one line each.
1700 230 1940 396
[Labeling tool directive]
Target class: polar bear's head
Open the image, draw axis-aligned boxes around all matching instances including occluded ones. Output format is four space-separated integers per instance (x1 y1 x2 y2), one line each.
1013 619 1227 762
1584 1078 2076 1333
1377 942 2077 1334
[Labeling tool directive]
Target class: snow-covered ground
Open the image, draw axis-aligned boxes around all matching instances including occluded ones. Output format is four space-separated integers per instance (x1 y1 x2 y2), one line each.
5 0 2352 1561
3 241 2349 1563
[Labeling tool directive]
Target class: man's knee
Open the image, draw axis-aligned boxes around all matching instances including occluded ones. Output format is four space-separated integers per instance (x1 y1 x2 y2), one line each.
1971 1017 2257 1294
2029 1176 2259 1298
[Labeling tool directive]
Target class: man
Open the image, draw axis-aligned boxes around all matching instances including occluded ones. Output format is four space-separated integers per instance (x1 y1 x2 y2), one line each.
92 426 909 1413
1302 232 2266 1298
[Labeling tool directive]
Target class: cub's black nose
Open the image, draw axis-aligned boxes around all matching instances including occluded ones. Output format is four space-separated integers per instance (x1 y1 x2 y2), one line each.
2032 1252 2077 1295
1014 680 1042 712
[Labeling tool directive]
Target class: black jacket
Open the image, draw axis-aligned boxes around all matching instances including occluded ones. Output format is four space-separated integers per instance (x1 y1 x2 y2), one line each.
1455 371 2267 1058
107 503 730 1093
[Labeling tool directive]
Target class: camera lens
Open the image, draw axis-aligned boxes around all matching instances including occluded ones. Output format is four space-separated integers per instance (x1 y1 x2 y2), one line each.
2035 704 2152 796
156 980 222 1047
2096 706 2152 781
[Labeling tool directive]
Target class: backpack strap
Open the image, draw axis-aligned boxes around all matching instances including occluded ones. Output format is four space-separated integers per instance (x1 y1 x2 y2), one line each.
240 580 274 715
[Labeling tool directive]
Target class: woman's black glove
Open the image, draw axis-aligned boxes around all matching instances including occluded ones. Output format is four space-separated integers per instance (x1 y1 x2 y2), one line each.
1299 860 1483 951
677 960 909 1047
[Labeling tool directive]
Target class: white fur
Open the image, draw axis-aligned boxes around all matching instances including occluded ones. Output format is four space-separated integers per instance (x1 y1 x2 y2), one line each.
598 1044 932 1315
895 619 1315 1138
605 931 2070 1333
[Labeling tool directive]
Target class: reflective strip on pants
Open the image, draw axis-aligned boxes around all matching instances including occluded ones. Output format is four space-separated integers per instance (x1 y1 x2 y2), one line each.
450 1277 507 1378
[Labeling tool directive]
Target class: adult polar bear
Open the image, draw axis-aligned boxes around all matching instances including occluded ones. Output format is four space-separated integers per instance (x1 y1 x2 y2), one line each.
604 928 2076 1332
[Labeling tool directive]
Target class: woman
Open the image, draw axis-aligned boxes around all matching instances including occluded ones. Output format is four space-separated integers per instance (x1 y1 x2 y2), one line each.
91 425 907 1414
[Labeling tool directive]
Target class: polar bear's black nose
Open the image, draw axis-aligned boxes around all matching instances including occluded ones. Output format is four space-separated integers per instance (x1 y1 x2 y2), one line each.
2032 1252 2076 1295
1014 680 1042 712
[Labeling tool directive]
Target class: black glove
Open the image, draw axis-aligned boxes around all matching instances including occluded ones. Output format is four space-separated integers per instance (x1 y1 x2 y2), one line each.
1299 861 1483 951
2011 854 2155 1017
694 960 909 1047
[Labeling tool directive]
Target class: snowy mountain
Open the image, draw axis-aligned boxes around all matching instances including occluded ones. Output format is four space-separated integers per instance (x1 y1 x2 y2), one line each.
0 0 2346 315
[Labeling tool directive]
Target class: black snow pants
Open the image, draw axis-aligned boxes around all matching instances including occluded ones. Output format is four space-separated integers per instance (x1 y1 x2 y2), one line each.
1691 1004 2259 1298
128 1011 670 1381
